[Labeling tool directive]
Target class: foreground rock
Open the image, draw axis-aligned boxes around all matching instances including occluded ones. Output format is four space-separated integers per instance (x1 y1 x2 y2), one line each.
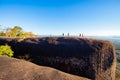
0 56 89 80
0 37 116 80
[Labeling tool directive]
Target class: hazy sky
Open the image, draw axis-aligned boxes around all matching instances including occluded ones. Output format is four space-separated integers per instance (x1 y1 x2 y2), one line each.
0 0 120 36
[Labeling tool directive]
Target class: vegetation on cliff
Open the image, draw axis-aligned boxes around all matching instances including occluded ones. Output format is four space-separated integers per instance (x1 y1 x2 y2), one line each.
0 44 13 57
0 25 37 38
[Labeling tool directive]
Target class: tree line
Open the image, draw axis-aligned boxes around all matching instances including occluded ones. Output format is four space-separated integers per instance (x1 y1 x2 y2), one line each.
0 25 37 38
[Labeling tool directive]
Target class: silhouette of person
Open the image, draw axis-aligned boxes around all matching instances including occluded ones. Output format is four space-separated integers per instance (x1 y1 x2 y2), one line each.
68 33 69 37
79 33 81 37
62 33 64 36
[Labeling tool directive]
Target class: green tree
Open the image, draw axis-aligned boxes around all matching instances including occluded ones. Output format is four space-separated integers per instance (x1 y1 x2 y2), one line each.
14 26 22 31
5 27 12 37
0 31 5 36
11 26 23 37
0 25 37 38
0 45 14 57
5 26 24 37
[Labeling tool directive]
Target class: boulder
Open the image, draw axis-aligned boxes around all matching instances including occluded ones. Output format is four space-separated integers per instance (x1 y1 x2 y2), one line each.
0 37 116 80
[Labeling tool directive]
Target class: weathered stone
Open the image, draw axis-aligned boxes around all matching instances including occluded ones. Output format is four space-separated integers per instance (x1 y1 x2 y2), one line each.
0 37 116 80
0 56 90 80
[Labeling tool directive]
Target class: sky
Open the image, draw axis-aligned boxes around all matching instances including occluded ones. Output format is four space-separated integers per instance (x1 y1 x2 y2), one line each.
0 0 120 36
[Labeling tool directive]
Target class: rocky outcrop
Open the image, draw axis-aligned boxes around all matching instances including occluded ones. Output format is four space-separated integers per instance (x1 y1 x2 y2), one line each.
0 37 116 80
0 56 90 80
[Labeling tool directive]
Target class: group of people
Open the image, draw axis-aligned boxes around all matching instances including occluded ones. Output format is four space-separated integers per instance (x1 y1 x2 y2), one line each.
62 33 84 38
62 33 69 36
79 33 84 38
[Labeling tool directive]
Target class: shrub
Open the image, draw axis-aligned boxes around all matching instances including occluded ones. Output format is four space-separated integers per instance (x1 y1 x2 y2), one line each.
0 44 14 57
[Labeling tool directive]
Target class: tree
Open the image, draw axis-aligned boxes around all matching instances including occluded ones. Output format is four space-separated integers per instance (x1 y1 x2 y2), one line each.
24 32 37 38
0 44 14 57
14 26 22 31
0 25 37 38
0 32 5 36
0 25 6 36
11 26 23 37
13 26 23 35
5 27 12 37
5 26 24 37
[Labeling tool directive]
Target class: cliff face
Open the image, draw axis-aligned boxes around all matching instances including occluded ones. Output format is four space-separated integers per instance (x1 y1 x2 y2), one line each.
0 37 116 80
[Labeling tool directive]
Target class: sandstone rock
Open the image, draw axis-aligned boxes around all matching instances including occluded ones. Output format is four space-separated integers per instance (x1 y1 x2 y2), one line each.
0 37 116 80
0 56 90 80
